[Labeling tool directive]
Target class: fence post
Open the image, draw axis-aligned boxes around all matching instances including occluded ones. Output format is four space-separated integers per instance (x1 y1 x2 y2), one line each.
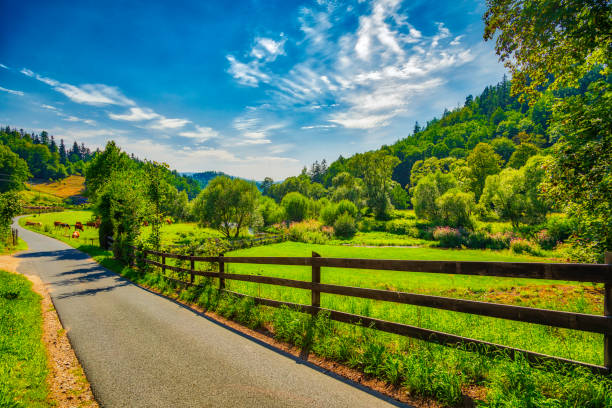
190 251 195 284
605 252 612 372
219 254 225 290
161 254 166 276
311 252 321 316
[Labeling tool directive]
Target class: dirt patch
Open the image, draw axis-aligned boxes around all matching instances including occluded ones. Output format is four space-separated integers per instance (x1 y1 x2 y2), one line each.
1 255 98 407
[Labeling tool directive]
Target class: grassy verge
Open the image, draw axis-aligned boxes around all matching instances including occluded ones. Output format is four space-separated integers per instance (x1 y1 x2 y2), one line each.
1 238 28 255
0 270 49 408
20 214 612 407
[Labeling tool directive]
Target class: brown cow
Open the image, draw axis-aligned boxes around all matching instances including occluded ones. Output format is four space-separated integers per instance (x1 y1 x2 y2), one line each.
75 223 84 232
26 221 42 227
165 218 173 225
72 231 80 239
54 221 63 228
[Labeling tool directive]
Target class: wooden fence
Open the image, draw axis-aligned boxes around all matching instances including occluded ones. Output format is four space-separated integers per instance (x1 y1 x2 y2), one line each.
127 241 612 374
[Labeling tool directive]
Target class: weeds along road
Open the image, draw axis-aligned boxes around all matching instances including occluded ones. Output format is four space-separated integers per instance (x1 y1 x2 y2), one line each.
11 218 407 408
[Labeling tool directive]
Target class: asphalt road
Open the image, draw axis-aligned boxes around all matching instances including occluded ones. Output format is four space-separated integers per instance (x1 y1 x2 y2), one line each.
10 218 407 408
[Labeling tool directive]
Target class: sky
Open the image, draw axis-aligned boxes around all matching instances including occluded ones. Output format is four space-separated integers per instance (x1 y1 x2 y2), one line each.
0 0 506 180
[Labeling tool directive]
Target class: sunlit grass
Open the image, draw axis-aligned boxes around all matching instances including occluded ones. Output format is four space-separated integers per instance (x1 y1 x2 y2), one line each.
0 270 49 407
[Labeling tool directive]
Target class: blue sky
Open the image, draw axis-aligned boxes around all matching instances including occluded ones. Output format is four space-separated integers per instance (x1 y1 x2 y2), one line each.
0 0 506 180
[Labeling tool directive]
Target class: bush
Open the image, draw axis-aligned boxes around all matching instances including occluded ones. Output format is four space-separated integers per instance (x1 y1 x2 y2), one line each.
509 238 541 255
465 230 514 250
320 204 338 226
546 215 575 244
287 219 332 244
358 218 387 232
336 200 358 218
535 229 557 250
385 219 419 237
433 226 464 248
435 190 475 228
334 212 357 239
281 192 309 222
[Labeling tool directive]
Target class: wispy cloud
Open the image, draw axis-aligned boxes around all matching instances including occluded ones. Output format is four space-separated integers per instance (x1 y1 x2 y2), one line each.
0 63 8 70
226 0 475 129
251 36 286 61
178 125 219 141
148 117 191 130
21 68 135 106
0 85 24 96
108 107 160 121
39 103 97 126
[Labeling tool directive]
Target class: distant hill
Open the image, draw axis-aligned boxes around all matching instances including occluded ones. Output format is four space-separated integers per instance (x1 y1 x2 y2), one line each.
185 171 263 189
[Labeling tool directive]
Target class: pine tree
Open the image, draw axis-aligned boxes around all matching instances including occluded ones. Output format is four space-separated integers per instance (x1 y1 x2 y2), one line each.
50 135 58 153
59 139 67 164
40 130 49 145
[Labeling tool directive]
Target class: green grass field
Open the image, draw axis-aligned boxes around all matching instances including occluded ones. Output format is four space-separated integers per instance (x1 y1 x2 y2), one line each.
0 270 49 407
20 211 100 246
20 211 612 406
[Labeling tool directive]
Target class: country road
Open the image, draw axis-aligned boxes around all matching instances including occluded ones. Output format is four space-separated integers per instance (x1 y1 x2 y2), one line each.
9 218 408 408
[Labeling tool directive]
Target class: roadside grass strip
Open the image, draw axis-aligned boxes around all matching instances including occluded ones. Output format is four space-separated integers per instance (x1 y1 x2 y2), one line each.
0 270 49 408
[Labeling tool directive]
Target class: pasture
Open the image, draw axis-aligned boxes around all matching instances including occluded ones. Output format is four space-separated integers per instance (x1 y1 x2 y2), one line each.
26 175 85 199
20 210 100 246
19 211 612 405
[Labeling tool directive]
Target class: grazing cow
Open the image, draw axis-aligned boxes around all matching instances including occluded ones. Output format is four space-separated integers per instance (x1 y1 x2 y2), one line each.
54 221 63 229
60 223 70 229
85 221 96 228
165 218 173 225
72 231 80 239
25 221 42 227
75 222 84 231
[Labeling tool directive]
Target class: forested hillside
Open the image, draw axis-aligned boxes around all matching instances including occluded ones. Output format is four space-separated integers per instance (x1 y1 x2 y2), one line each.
0 126 200 200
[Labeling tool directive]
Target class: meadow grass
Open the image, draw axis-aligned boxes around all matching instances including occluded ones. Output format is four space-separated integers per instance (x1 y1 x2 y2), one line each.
20 212 612 406
26 175 85 199
0 270 49 408
20 211 100 246
329 231 431 247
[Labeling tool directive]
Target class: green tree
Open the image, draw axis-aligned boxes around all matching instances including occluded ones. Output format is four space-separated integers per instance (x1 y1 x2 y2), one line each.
466 143 502 199
0 145 30 192
412 171 458 222
491 137 516 163
0 191 22 244
193 176 260 238
507 143 539 169
436 190 475 228
85 141 133 200
349 151 400 219
484 0 611 102
480 168 526 228
281 192 309 222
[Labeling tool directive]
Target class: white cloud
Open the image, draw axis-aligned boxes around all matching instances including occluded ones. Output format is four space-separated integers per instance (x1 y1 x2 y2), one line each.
41 104 58 110
226 0 477 130
0 86 24 96
39 103 97 126
300 124 337 130
227 55 270 87
251 36 286 61
148 117 191 130
0 63 8 69
109 107 160 121
21 67 134 106
178 125 219 141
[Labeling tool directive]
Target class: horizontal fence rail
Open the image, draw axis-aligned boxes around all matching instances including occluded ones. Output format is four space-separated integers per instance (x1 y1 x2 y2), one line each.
130 243 612 374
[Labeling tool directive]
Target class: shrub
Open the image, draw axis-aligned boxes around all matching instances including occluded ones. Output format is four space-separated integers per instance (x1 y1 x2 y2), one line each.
336 200 358 218
433 226 464 248
509 238 541 255
385 219 419 237
281 192 309 222
287 219 332 244
334 212 357 239
535 229 557 250
546 215 575 244
358 218 387 232
465 230 514 250
320 204 338 226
